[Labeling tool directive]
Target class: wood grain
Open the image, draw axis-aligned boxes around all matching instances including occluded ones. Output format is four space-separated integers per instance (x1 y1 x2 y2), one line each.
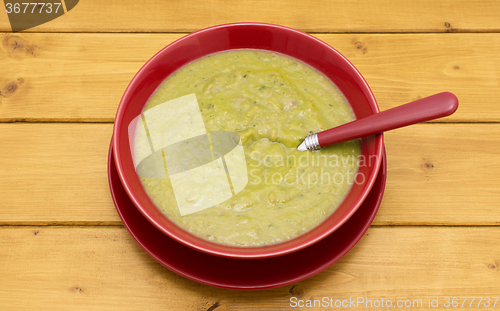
0 123 498 226
0 124 116 225
1 33 499 123
1 0 500 33
0 33 181 122
378 123 500 225
0 227 498 310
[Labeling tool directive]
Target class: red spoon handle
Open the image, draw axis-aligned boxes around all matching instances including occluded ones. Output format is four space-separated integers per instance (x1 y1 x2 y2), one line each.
317 92 459 147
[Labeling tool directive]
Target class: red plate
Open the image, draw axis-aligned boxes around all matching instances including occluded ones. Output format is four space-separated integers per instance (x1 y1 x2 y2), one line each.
108 140 387 290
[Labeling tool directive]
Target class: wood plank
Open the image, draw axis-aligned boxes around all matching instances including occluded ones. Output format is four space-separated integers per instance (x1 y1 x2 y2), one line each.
0 227 498 310
378 123 500 225
1 33 499 122
0 123 499 226
1 0 500 33
0 33 182 122
0 124 116 225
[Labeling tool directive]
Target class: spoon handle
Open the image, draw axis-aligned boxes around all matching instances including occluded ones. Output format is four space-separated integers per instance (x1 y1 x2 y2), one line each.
317 92 459 148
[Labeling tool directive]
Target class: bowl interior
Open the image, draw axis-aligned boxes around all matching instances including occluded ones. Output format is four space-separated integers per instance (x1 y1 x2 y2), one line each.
113 23 383 259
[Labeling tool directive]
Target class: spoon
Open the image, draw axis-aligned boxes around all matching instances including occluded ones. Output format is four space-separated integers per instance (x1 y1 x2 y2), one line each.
297 92 459 151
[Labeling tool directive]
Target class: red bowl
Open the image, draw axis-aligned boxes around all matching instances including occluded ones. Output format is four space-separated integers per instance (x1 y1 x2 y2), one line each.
113 23 383 259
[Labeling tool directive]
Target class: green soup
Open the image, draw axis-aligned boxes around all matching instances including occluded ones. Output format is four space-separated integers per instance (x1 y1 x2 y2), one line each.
133 50 361 246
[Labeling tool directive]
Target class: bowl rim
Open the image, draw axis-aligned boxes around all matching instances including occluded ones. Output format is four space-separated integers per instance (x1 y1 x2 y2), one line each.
113 22 383 259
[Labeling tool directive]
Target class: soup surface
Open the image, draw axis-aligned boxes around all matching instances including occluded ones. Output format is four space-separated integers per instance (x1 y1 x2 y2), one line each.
133 50 361 246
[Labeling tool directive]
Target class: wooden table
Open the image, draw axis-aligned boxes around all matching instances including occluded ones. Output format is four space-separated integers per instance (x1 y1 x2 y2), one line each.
1 1 499 309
